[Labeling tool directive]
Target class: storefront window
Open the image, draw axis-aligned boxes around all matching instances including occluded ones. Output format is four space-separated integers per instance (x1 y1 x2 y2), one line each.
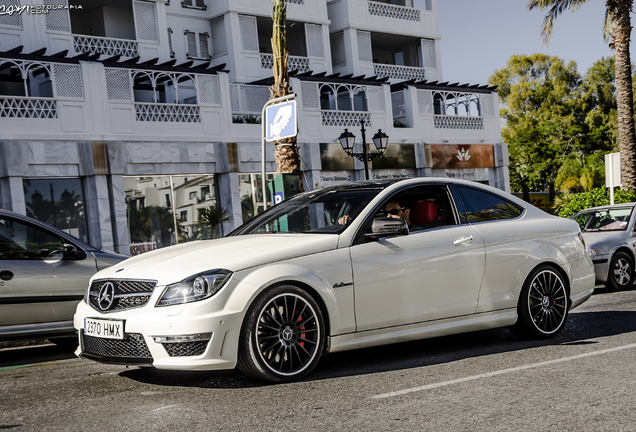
123 175 220 255
239 173 275 223
23 178 88 242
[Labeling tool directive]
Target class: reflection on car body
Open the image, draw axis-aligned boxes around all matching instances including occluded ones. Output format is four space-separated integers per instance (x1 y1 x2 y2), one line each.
73 179 595 382
571 203 636 291
0 209 125 344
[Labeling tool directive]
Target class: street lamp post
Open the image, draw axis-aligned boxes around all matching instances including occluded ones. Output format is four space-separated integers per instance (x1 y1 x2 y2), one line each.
338 119 389 180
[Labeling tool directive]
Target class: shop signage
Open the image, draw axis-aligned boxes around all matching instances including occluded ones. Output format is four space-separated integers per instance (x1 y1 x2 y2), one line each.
431 144 494 169
130 242 157 256
371 143 415 169
320 143 355 171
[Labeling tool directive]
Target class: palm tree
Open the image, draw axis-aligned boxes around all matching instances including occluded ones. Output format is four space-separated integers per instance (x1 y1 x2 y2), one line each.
197 205 231 239
529 0 636 191
270 0 302 175
556 152 606 192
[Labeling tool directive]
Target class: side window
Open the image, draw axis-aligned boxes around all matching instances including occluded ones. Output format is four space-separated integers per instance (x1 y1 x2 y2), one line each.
0 217 65 260
354 185 457 243
455 187 523 222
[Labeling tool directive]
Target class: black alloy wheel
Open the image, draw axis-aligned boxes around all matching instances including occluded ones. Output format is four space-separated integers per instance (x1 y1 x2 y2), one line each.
605 251 634 291
511 265 569 339
238 285 325 383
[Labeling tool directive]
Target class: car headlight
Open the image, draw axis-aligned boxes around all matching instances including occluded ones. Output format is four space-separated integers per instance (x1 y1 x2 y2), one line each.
587 248 597 257
157 270 232 307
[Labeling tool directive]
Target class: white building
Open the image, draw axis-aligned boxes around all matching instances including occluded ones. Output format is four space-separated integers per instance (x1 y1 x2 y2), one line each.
0 0 509 255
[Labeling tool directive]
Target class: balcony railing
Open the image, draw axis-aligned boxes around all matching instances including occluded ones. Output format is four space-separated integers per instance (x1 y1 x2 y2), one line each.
321 110 371 127
135 103 200 122
0 97 57 119
230 84 269 116
260 54 310 73
373 64 426 82
434 116 484 130
368 1 421 21
74 35 140 58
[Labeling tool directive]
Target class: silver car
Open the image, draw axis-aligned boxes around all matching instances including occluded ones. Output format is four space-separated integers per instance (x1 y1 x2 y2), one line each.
0 209 125 344
571 203 636 290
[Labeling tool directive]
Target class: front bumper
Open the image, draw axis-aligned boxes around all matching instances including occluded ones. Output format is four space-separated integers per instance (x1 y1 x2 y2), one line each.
74 298 243 371
591 255 610 284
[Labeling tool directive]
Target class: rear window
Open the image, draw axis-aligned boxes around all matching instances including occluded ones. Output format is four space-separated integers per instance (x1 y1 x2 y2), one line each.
455 186 523 222
573 208 633 232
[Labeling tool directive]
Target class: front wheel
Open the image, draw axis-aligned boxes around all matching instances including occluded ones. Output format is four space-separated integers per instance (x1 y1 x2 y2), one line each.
510 265 569 339
605 251 634 291
237 285 325 383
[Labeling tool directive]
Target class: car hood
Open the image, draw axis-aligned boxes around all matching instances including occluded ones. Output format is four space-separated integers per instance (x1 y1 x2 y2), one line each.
92 234 340 285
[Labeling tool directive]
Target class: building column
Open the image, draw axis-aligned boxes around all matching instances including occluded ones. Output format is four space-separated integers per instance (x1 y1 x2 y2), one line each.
0 141 29 213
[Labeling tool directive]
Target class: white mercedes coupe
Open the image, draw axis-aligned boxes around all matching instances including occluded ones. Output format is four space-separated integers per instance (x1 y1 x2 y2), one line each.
74 179 595 382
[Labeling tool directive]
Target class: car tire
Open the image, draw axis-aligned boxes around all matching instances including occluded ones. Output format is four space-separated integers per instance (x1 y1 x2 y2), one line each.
605 251 634 291
510 265 569 339
237 285 325 383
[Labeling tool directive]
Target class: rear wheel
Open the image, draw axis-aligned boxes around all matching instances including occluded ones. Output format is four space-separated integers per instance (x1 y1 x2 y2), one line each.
510 265 569 339
605 251 634 291
237 285 325 383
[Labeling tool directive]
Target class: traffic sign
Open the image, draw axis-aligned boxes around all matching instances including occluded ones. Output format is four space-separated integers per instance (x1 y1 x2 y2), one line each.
266 100 297 141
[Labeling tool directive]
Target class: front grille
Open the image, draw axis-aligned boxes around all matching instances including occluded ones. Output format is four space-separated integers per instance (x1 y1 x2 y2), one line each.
162 341 208 357
89 279 156 313
82 332 152 361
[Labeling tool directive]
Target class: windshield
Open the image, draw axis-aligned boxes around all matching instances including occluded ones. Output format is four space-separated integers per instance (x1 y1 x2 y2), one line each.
573 207 633 232
231 188 382 235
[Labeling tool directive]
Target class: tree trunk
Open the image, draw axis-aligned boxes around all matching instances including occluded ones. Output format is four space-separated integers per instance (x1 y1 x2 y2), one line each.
270 0 302 177
608 0 636 191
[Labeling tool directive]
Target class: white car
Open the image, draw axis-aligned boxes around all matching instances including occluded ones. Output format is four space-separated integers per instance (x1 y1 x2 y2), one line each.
74 179 595 382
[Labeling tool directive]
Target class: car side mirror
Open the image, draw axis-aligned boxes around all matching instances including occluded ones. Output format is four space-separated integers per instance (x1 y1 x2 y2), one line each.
63 244 86 260
366 217 409 240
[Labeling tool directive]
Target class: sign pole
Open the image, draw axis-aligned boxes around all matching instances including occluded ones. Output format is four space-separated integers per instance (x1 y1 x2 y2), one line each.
261 93 296 211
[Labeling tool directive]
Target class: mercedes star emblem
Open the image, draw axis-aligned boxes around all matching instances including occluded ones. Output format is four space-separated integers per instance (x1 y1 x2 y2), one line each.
97 282 116 311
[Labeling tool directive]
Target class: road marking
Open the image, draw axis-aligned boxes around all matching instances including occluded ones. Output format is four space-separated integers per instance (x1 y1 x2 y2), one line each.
0 364 34 371
372 343 636 399
152 405 179 412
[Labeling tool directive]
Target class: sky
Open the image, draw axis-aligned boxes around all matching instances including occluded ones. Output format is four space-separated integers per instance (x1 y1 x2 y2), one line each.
436 0 623 86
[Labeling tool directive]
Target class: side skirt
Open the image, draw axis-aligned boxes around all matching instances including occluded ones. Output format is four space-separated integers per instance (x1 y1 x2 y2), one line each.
327 309 518 353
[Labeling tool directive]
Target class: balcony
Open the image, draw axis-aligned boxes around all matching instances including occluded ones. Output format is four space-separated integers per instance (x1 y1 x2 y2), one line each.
44 0 159 59
368 1 421 21
237 15 328 80
135 103 201 122
373 64 426 82
260 54 310 73
74 35 139 58
0 97 57 119
230 84 269 123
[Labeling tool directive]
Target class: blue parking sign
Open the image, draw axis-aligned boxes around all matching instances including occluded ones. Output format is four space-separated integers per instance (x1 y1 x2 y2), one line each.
266 100 297 141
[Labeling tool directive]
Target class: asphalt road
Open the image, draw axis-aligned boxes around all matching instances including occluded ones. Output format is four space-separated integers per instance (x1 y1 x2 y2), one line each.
1 287 635 432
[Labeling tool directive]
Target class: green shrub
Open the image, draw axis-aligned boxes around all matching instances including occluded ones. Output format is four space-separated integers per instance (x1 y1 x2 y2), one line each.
393 120 408 128
556 187 636 218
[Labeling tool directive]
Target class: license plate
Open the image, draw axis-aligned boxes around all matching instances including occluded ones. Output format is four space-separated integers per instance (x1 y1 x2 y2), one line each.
84 318 124 340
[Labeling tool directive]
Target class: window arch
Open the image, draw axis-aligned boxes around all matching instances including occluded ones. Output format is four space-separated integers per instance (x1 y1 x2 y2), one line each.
433 92 445 115
320 84 336 110
177 75 197 104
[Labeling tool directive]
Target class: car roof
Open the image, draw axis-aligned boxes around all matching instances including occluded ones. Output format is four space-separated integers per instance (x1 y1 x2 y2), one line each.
573 202 636 214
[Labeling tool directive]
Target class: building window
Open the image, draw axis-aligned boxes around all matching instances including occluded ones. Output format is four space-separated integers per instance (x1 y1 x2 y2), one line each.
23 178 89 243
238 173 275 223
185 31 210 59
132 71 198 105
182 0 206 10
189 191 197 200
123 175 219 254
168 28 175 58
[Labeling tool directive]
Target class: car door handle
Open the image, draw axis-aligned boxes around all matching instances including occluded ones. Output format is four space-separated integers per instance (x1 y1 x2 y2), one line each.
453 234 474 246
0 270 13 281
